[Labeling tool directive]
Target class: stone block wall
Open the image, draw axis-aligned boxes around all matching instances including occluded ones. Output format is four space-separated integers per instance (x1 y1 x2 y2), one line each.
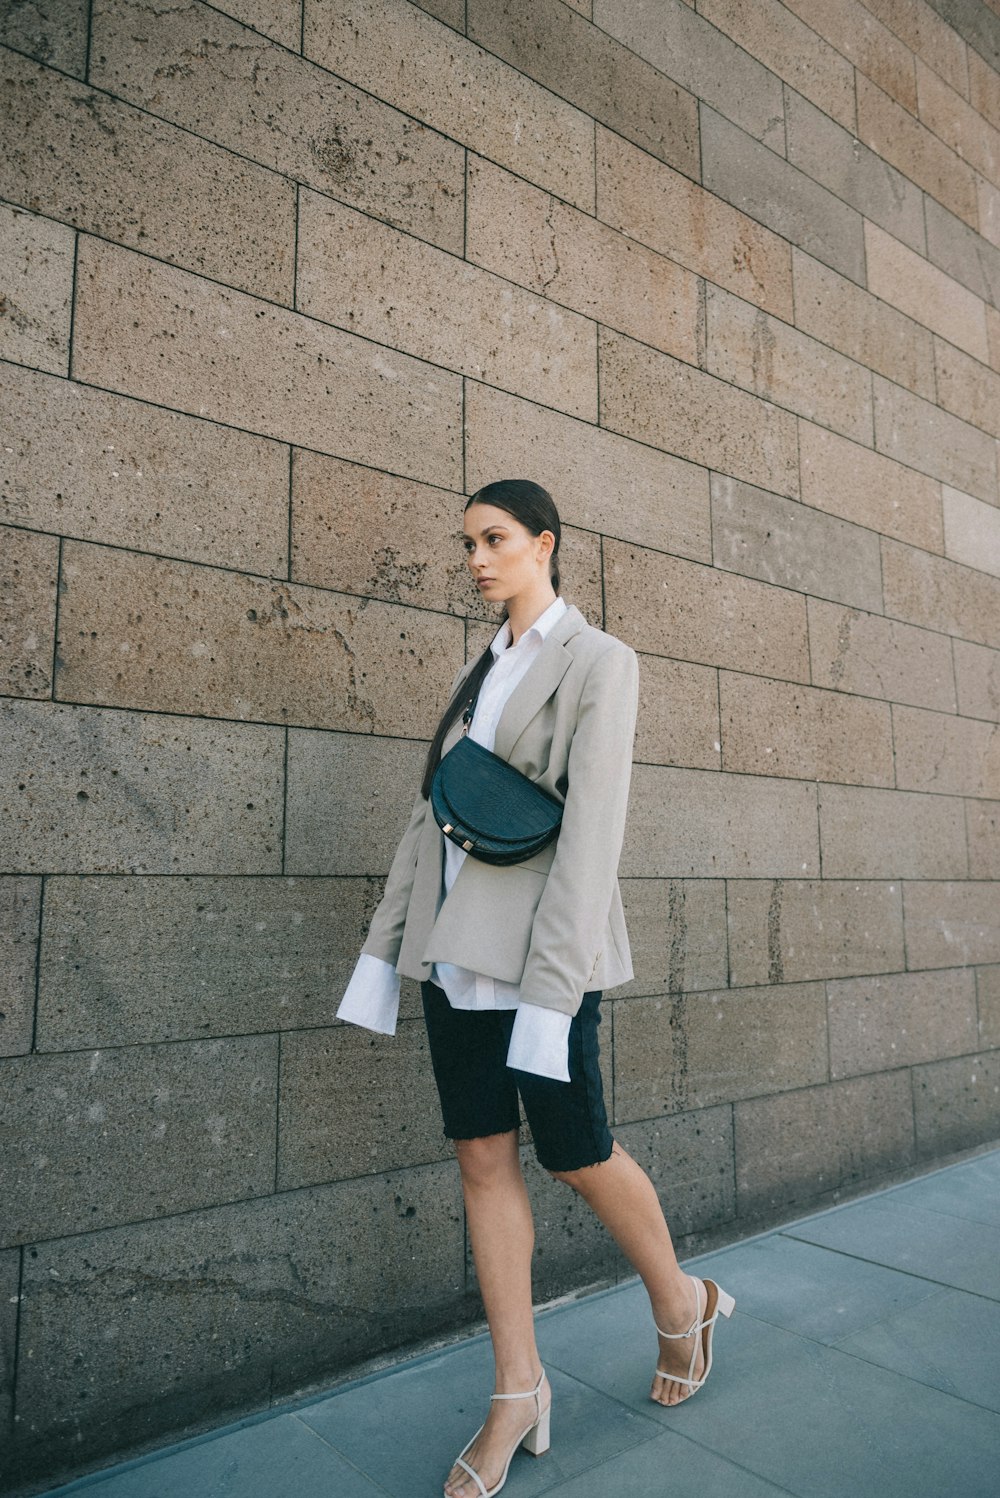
2 0 1000 1489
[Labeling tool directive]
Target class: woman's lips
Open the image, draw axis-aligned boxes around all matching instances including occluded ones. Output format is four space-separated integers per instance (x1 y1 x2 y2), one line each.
476 578 495 588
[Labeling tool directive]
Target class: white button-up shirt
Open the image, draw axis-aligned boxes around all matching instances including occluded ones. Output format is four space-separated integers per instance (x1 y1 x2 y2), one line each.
336 595 573 1080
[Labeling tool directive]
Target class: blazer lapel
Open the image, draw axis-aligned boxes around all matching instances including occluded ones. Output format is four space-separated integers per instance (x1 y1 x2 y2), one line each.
493 604 585 760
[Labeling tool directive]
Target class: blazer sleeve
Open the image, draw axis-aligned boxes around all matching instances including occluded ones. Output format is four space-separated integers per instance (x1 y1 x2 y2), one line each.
517 640 639 1018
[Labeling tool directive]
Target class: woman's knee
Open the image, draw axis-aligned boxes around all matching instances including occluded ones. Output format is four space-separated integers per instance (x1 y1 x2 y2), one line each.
453 1130 519 1189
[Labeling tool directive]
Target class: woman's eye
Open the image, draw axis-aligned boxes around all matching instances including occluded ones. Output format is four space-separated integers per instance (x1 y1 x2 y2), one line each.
488 534 501 545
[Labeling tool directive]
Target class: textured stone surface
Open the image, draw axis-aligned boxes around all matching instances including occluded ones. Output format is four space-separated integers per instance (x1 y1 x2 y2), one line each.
954 638 1000 720
296 190 597 421
72 239 463 490
727 879 906 987
0 201 73 374
935 342 1000 440
904 881 1000 969
303 0 596 210
892 703 1000 798
706 286 874 444
817 784 968 879
882 537 1000 648
1 523 58 699
798 421 943 550
0 364 290 573
828 967 978 1078
465 383 711 562
711 475 884 612
600 330 800 499
622 766 820 878
466 156 701 364
873 378 998 504
35 875 399 1050
617 878 728 998
2 48 296 303
793 250 937 402
912 1050 1000 1157
604 538 810 682
0 1036 278 1245
807 598 957 713
701 107 866 284
0 0 89 74
734 1072 915 1218
781 0 919 112
284 731 428 876
0 876 40 1058
967 800 1000 879
924 195 1000 308
56 541 464 736
465 0 699 175
719 673 894 786
865 222 990 364
978 964 1000 1048
90 0 465 254
699 0 856 128
211 0 303 46
633 654 721 770
0 699 284 874
944 485 1000 576
614 1105 736 1237
596 127 794 320
861 0 967 96
916 58 1000 191
613 981 828 1121
857 74 978 227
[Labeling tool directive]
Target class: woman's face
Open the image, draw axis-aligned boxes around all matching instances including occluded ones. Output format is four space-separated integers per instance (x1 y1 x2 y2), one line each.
462 503 554 605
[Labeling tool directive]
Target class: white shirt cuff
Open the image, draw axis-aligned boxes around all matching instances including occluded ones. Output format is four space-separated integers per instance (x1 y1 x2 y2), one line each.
506 1004 572 1082
335 953 400 1036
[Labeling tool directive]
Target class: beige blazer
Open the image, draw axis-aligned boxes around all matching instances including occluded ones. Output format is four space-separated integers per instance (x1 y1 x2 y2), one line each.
361 603 639 1019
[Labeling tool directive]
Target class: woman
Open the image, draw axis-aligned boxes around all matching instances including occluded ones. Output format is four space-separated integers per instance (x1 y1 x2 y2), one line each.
337 480 733 1498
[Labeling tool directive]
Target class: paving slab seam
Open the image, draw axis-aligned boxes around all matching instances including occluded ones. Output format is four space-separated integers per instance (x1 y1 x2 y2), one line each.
776 1228 1000 1301
286 1411 397 1496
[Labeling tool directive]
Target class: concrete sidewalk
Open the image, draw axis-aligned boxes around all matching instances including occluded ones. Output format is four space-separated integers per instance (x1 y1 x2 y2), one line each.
42 1148 1000 1498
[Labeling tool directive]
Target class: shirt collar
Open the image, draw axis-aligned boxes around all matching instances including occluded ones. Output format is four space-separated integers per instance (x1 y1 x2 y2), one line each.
490 595 567 658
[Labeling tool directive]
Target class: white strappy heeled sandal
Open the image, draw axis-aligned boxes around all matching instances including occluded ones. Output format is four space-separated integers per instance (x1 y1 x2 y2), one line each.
448 1369 550 1498
654 1276 735 1401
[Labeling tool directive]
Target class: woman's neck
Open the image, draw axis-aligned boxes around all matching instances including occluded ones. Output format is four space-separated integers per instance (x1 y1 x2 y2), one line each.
505 586 559 646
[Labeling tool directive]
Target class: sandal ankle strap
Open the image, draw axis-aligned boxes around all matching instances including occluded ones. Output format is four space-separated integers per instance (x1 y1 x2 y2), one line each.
490 1369 545 1414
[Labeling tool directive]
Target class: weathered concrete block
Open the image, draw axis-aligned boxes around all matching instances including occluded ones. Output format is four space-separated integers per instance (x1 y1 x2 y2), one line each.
734 1072 915 1219
0 0 89 74
0 365 290 574
0 201 73 374
285 731 428 876
622 766 820 878
303 0 595 211
0 1244 16 1452
278 1021 448 1186
614 1105 736 1237
600 330 799 499
935 342 1000 440
818 783 968 878
409 0 466 27
594 0 786 152
970 47 1000 132
873 378 998 504
613 981 828 1121
977 965 1000 1049
954 638 1000 720
90 0 465 253
35 875 402 1050
466 156 701 365
1 523 57 699
882 536 1000 649
617 878 728 998
466 0 699 176
727 879 906 987
706 286 874 444
865 222 989 364
904 881 1000 969
2 49 296 303
699 0 856 129
72 239 464 490
857 74 978 227
828 967 978 1078
967 800 1000 879
0 699 284 874
893 703 1000 798
701 107 865 284
924 195 1000 308
0 1036 278 1246
211 0 303 47
0 877 40 1058
916 59 1000 192
912 1050 1000 1158
634 654 721 771
596 128 793 320
944 485 1000 577
782 0 918 113
604 538 810 682
720 673 894 786
979 178 1000 256
793 250 936 402
856 0 966 95
798 422 943 551
711 475 883 612
465 383 711 563
807 598 956 714
56 542 464 736
296 190 597 421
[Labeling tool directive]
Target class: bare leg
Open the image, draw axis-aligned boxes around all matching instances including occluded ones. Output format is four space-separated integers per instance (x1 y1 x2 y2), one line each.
551 1139 706 1406
443 1130 551 1498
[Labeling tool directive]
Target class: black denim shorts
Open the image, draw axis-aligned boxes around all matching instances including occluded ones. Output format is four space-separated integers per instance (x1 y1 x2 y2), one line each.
420 979 614 1173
